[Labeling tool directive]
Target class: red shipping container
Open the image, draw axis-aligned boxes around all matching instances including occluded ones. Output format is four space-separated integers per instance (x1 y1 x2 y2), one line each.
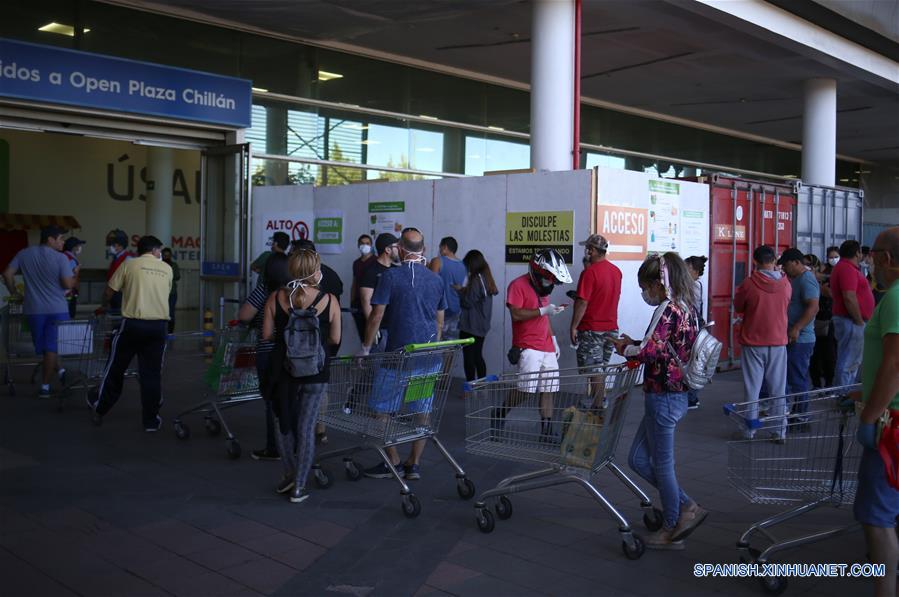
701 175 797 370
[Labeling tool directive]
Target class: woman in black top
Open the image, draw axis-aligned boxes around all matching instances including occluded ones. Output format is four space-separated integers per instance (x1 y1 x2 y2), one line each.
263 248 341 503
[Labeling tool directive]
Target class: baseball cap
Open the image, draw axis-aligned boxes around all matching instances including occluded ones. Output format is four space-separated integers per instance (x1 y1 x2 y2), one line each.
375 233 398 255
776 248 805 266
753 245 777 264
578 234 609 251
63 237 86 252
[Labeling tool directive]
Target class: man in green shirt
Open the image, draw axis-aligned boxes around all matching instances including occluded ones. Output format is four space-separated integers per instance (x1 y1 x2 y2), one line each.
853 226 899 597
251 232 289 289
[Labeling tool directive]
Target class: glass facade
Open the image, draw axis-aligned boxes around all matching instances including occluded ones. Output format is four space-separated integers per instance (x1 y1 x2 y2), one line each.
1 0 866 188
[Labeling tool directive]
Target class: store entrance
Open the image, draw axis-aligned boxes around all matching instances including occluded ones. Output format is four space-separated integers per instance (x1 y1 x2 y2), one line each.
0 127 209 329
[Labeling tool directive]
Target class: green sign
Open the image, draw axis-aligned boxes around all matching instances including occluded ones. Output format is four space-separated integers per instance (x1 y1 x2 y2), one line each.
649 180 680 195
369 201 405 213
314 216 342 245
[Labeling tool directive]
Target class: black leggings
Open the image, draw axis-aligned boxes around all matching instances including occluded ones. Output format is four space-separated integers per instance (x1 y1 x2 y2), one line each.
460 331 486 381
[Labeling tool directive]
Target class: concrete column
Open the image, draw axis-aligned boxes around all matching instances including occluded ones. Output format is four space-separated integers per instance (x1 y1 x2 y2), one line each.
265 106 289 185
145 146 174 248
802 78 837 187
530 0 575 172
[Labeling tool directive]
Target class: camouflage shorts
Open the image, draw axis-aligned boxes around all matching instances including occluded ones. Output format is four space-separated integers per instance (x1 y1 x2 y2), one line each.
576 330 619 370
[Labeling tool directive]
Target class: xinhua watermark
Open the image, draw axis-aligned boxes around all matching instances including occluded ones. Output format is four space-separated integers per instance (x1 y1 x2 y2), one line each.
693 563 885 578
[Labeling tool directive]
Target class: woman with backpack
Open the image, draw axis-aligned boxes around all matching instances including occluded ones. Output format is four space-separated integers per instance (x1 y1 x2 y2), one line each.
458 250 499 381
262 248 341 504
612 252 706 550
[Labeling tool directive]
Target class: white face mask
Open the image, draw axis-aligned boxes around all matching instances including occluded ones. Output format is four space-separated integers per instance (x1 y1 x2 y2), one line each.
359 244 372 256
74 246 82 256
828 257 840 267
641 289 661 306
107 245 117 257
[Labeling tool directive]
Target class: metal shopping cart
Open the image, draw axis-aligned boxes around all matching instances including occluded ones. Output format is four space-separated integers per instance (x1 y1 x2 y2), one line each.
724 385 862 595
1 301 42 395
313 339 475 518
465 362 655 560
173 325 258 459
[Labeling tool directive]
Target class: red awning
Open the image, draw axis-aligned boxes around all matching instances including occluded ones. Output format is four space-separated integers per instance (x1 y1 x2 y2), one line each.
0 214 81 231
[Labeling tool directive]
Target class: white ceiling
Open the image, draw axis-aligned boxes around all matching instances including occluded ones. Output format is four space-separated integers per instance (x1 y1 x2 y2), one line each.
111 0 899 164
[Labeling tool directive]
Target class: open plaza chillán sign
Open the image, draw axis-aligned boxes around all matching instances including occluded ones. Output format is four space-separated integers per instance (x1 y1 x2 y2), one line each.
0 38 252 128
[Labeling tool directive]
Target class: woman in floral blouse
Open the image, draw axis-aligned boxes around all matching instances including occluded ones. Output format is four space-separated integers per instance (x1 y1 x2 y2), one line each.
613 252 707 550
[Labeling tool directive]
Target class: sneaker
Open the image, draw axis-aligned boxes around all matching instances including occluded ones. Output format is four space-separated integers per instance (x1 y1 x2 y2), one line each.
404 464 421 481
644 528 686 551
276 476 295 494
38 385 51 398
86 391 99 412
289 487 310 503
363 462 402 479
57 369 67 387
671 504 709 542
144 416 163 433
315 432 328 446
251 448 281 461
688 401 700 410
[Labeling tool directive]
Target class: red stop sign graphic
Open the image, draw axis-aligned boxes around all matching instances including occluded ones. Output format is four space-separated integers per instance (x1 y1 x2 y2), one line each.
291 221 309 241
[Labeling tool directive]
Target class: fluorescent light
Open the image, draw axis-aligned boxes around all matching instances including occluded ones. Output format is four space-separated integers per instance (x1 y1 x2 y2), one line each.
318 70 343 82
416 147 435 152
419 115 438 121
38 22 89 36
839 178 850 182
346 124 369 130
251 87 269 93
360 140 380 145
487 125 505 131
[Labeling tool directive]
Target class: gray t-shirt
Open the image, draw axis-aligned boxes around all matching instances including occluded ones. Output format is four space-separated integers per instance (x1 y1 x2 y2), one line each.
459 273 495 337
9 246 71 315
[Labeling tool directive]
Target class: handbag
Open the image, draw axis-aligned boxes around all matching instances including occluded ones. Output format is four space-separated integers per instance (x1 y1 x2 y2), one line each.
559 406 604 468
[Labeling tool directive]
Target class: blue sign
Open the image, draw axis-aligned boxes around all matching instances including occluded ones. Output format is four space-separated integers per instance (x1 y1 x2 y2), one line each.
201 261 241 277
0 38 252 128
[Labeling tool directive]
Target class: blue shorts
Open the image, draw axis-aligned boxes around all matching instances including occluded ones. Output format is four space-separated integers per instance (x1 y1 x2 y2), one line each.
853 447 899 528
26 313 70 355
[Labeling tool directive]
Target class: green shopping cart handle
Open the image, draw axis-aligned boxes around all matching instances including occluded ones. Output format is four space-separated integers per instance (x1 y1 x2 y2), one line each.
404 338 475 352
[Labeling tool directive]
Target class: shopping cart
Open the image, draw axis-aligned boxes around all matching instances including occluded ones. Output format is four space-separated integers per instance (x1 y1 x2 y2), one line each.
173 325 258 459
313 339 475 518
465 362 654 560
724 385 862 595
1 301 42 395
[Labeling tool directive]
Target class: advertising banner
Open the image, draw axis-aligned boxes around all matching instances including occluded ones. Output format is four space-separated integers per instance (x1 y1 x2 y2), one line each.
0 38 252 127
505 210 574 264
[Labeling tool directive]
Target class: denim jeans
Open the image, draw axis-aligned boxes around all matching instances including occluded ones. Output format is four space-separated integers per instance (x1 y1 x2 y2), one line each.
628 391 692 529
786 342 815 417
833 316 864 388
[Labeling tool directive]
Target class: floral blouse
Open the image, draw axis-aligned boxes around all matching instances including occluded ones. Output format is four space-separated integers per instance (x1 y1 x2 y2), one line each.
632 301 698 394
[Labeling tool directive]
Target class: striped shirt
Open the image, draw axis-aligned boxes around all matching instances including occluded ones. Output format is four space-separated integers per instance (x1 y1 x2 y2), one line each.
247 284 275 354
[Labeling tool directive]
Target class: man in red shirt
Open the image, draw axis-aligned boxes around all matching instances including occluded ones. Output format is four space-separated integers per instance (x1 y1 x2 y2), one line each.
569 234 622 373
830 240 876 387
493 249 571 441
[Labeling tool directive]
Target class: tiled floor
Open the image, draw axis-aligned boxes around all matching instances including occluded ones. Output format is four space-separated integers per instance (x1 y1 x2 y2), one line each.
0 356 874 596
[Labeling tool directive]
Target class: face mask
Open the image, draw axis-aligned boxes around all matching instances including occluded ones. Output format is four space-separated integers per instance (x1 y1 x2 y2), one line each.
359 244 372 256
860 263 870 277
535 276 554 296
828 257 840 267
74 247 82 256
389 248 401 266
641 289 661 306
107 245 117 257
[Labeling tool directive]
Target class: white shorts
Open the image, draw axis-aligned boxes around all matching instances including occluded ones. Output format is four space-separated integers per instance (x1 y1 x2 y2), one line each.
517 349 560 393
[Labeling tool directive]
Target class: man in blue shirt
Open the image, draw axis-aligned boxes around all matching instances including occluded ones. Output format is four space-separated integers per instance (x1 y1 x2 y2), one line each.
3 226 75 397
429 236 466 340
778 248 820 425
360 227 446 480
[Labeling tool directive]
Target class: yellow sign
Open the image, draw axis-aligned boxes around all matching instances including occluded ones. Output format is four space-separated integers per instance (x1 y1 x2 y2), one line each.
505 211 574 264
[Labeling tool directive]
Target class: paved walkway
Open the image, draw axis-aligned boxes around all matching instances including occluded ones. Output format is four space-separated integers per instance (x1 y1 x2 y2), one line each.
0 355 872 596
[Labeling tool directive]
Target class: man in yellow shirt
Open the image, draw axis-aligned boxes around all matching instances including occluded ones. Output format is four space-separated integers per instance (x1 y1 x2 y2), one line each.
88 236 173 431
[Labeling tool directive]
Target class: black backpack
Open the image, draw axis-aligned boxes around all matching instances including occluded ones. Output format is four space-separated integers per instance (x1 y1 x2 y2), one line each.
283 289 327 378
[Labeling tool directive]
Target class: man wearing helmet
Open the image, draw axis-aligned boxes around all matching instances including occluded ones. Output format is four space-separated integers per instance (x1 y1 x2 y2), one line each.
497 248 572 440
102 229 134 313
